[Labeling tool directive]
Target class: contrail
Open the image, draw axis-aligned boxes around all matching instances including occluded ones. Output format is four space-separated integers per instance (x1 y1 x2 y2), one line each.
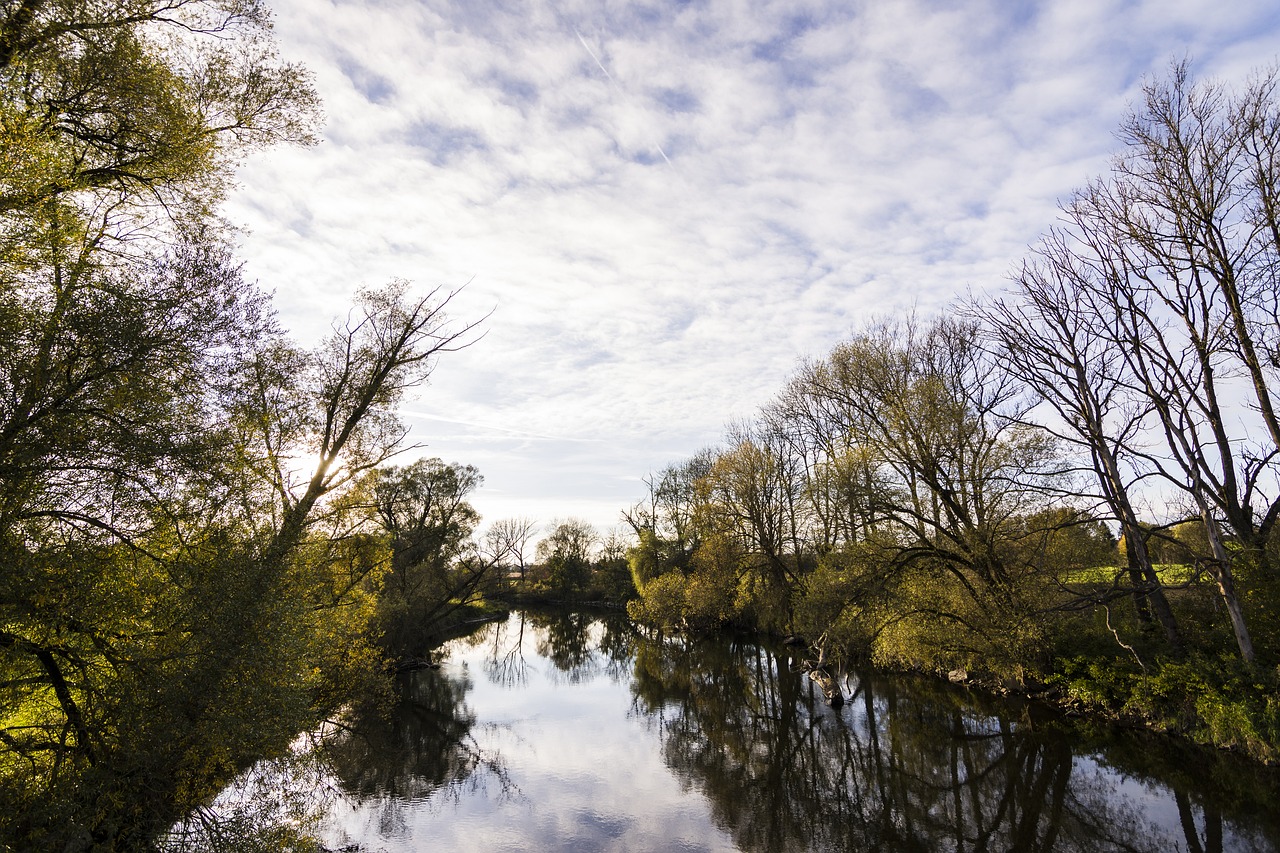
573 26 674 171
574 28 615 85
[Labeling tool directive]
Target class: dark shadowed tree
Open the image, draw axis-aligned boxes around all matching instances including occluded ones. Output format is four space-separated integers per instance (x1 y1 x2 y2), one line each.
0 1 492 844
367 457 501 650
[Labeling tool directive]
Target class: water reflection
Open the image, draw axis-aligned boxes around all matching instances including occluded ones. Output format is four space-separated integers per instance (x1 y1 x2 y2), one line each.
475 609 633 688
318 612 1280 853
322 661 515 844
326 665 482 800
633 630 1280 853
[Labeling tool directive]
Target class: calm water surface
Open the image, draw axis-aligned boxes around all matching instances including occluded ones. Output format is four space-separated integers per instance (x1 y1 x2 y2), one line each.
316 610 1280 852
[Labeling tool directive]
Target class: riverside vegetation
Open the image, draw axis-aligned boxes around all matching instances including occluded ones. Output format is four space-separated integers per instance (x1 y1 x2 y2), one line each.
2 0 1280 848
624 63 1280 765
0 1 496 848
0 3 667 847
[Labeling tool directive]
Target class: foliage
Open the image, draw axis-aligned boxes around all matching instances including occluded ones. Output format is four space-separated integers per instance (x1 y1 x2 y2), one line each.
0 0 320 225
530 518 597 600
0 259 472 847
791 549 880 656
364 458 497 653
590 552 635 604
0 1 485 847
1052 653 1280 763
625 531 743 633
625 62 1280 756
626 572 689 632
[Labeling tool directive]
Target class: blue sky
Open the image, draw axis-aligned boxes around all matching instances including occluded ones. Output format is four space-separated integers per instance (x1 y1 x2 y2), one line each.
224 0 1280 539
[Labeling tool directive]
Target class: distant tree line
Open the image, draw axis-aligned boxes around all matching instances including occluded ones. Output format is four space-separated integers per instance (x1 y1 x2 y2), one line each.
361 460 635 655
624 62 1280 760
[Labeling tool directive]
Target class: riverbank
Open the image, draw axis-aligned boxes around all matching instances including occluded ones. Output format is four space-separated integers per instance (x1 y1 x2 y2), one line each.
782 631 1280 765
420 594 1280 764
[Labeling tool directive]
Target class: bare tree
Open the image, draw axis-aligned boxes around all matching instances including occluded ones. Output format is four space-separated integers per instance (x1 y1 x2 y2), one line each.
597 526 632 564
999 62 1280 663
976 245 1184 651
485 516 539 583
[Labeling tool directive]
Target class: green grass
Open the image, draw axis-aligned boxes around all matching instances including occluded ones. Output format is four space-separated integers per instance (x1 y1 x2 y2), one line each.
1061 563 1196 585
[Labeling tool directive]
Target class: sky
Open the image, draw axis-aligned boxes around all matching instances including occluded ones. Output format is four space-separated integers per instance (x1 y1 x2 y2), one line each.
222 0 1280 540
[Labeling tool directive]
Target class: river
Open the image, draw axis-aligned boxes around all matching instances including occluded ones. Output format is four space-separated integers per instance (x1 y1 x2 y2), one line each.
296 609 1278 852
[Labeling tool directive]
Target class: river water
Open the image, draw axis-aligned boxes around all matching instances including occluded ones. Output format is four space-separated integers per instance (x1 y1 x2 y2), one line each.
310 609 1279 852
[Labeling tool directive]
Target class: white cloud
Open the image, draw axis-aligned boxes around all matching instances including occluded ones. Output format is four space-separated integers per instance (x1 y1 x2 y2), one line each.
225 0 1280 532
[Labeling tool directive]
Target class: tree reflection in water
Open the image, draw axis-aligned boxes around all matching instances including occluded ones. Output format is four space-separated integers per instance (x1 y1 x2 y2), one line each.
528 608 635 684
314 613 1279 853
478 609 634 689
322 662 515 839
482 612 532 689
630 628 1279 853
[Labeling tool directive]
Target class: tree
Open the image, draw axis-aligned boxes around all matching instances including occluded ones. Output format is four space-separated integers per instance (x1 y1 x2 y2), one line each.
1081 63 1280 664
0 0 489 844
803 317 1057 584
0 267 479 847
373 459 482 591
592 526 636 603
484 516 538 584
697 420 809 628
0 0 319 220
980 62 1280 664
783 316 1066 672
368 457 493 651
623 451 714 586
976 243 1185 651
0 2 327 834
763 381 880 552
536 519 597 598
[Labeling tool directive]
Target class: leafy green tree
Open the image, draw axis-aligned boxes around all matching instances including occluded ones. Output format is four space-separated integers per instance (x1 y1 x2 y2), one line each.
1012 507 1119 576
589 527 635 603
374 459 483 592
1 259 477 848
785 316 1065 673
536 519 596 599
0 0 318 220
0 0 488 846
367 458 500 651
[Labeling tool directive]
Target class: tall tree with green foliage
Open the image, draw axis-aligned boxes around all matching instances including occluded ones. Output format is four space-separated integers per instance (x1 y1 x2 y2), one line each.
0 1 484 848
368 458 498 652
536 519 597 599
0 0 318 220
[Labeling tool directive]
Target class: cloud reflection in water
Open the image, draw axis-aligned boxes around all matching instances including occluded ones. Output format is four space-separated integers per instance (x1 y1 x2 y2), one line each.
316 611 1280 853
